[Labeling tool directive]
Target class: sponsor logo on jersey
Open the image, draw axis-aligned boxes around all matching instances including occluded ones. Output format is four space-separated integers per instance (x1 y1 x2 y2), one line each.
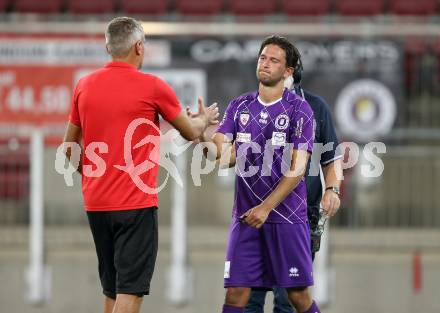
272 132 286 146
237 132 251 143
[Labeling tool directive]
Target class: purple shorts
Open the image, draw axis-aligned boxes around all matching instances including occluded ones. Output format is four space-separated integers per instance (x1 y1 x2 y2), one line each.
224 218 314 288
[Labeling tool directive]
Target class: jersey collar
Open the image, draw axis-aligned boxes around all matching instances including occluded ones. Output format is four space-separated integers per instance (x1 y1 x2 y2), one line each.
255 88 290 106
105 61 137 70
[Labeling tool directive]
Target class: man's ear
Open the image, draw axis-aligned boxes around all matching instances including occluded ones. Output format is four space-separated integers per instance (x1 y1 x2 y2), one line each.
135 41 143 56
284 66 294 79
105 44 110 54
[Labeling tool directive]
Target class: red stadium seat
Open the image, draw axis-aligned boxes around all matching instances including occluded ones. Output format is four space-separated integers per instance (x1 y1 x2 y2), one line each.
281 0 330 16
68 0 115 14
405 39 427 55
0 153 29 200
120 0 169 15
176 0 223 15
403 39 427 93
335 0 385 16
15 0 63 13
0 0 10 12
390 0 437 15
229 0 277 15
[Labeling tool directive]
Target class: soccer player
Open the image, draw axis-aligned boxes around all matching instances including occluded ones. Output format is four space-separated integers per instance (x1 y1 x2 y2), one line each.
244 45 343 313
200 35 321 313
62 17 218 313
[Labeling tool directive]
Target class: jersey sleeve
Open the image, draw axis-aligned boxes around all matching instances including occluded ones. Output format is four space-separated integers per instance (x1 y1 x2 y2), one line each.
69 82 81 127
216 99 237 141
153 77 182 122
319 99 342 165
289 100 315 154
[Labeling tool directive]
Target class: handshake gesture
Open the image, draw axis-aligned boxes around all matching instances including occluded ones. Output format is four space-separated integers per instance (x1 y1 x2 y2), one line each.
186 97 219 129
171 96 219 142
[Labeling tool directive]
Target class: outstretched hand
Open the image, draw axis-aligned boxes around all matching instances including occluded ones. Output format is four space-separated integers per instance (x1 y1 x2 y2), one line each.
187 97 219 127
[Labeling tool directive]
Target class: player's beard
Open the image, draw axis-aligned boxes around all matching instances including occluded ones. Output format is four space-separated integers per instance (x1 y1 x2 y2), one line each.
258 73 284 87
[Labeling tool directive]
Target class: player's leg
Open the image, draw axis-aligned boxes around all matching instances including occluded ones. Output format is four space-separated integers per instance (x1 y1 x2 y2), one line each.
223 218 266 313
262 223 317 313
286 287 320 313
112 294 143 313
87 211 118 313
104 296 115 313
273 287 295 313
244 288 267 313
112 207 159 313
223 287 252 311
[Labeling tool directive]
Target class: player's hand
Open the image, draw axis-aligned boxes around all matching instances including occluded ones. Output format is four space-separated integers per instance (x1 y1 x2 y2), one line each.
188 101 219 124
205 102 219 126
186 106 196 118
320 190 340 217
196 97 219 127
240 204 271 229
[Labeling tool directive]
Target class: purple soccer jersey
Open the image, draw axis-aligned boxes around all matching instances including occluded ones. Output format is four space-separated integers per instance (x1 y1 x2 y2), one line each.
217 88 315 224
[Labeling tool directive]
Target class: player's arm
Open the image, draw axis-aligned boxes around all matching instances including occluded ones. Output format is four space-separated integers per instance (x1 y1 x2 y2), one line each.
262 149 310 210
319 97 343 217
169 98 219 141
323 158 342 190
197 97 237 167
219 141 236 168
154 77 218 141
200 132 236 168
62 122 83 174
321 158 342 217
241 148 310 228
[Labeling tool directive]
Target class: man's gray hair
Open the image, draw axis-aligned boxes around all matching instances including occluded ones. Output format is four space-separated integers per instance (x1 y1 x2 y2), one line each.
105 17 144 57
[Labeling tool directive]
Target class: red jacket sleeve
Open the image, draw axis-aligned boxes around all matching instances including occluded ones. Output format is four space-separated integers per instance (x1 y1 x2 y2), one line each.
69 83 81 126
153 77 182 122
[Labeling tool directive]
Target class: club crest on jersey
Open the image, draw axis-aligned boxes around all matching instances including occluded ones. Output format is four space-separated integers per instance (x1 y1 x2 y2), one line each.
239 112 250 126
275 114 289 130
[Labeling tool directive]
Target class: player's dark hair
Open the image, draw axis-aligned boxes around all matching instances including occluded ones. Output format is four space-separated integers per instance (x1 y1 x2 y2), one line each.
258 35 300 69
292 45 303 84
